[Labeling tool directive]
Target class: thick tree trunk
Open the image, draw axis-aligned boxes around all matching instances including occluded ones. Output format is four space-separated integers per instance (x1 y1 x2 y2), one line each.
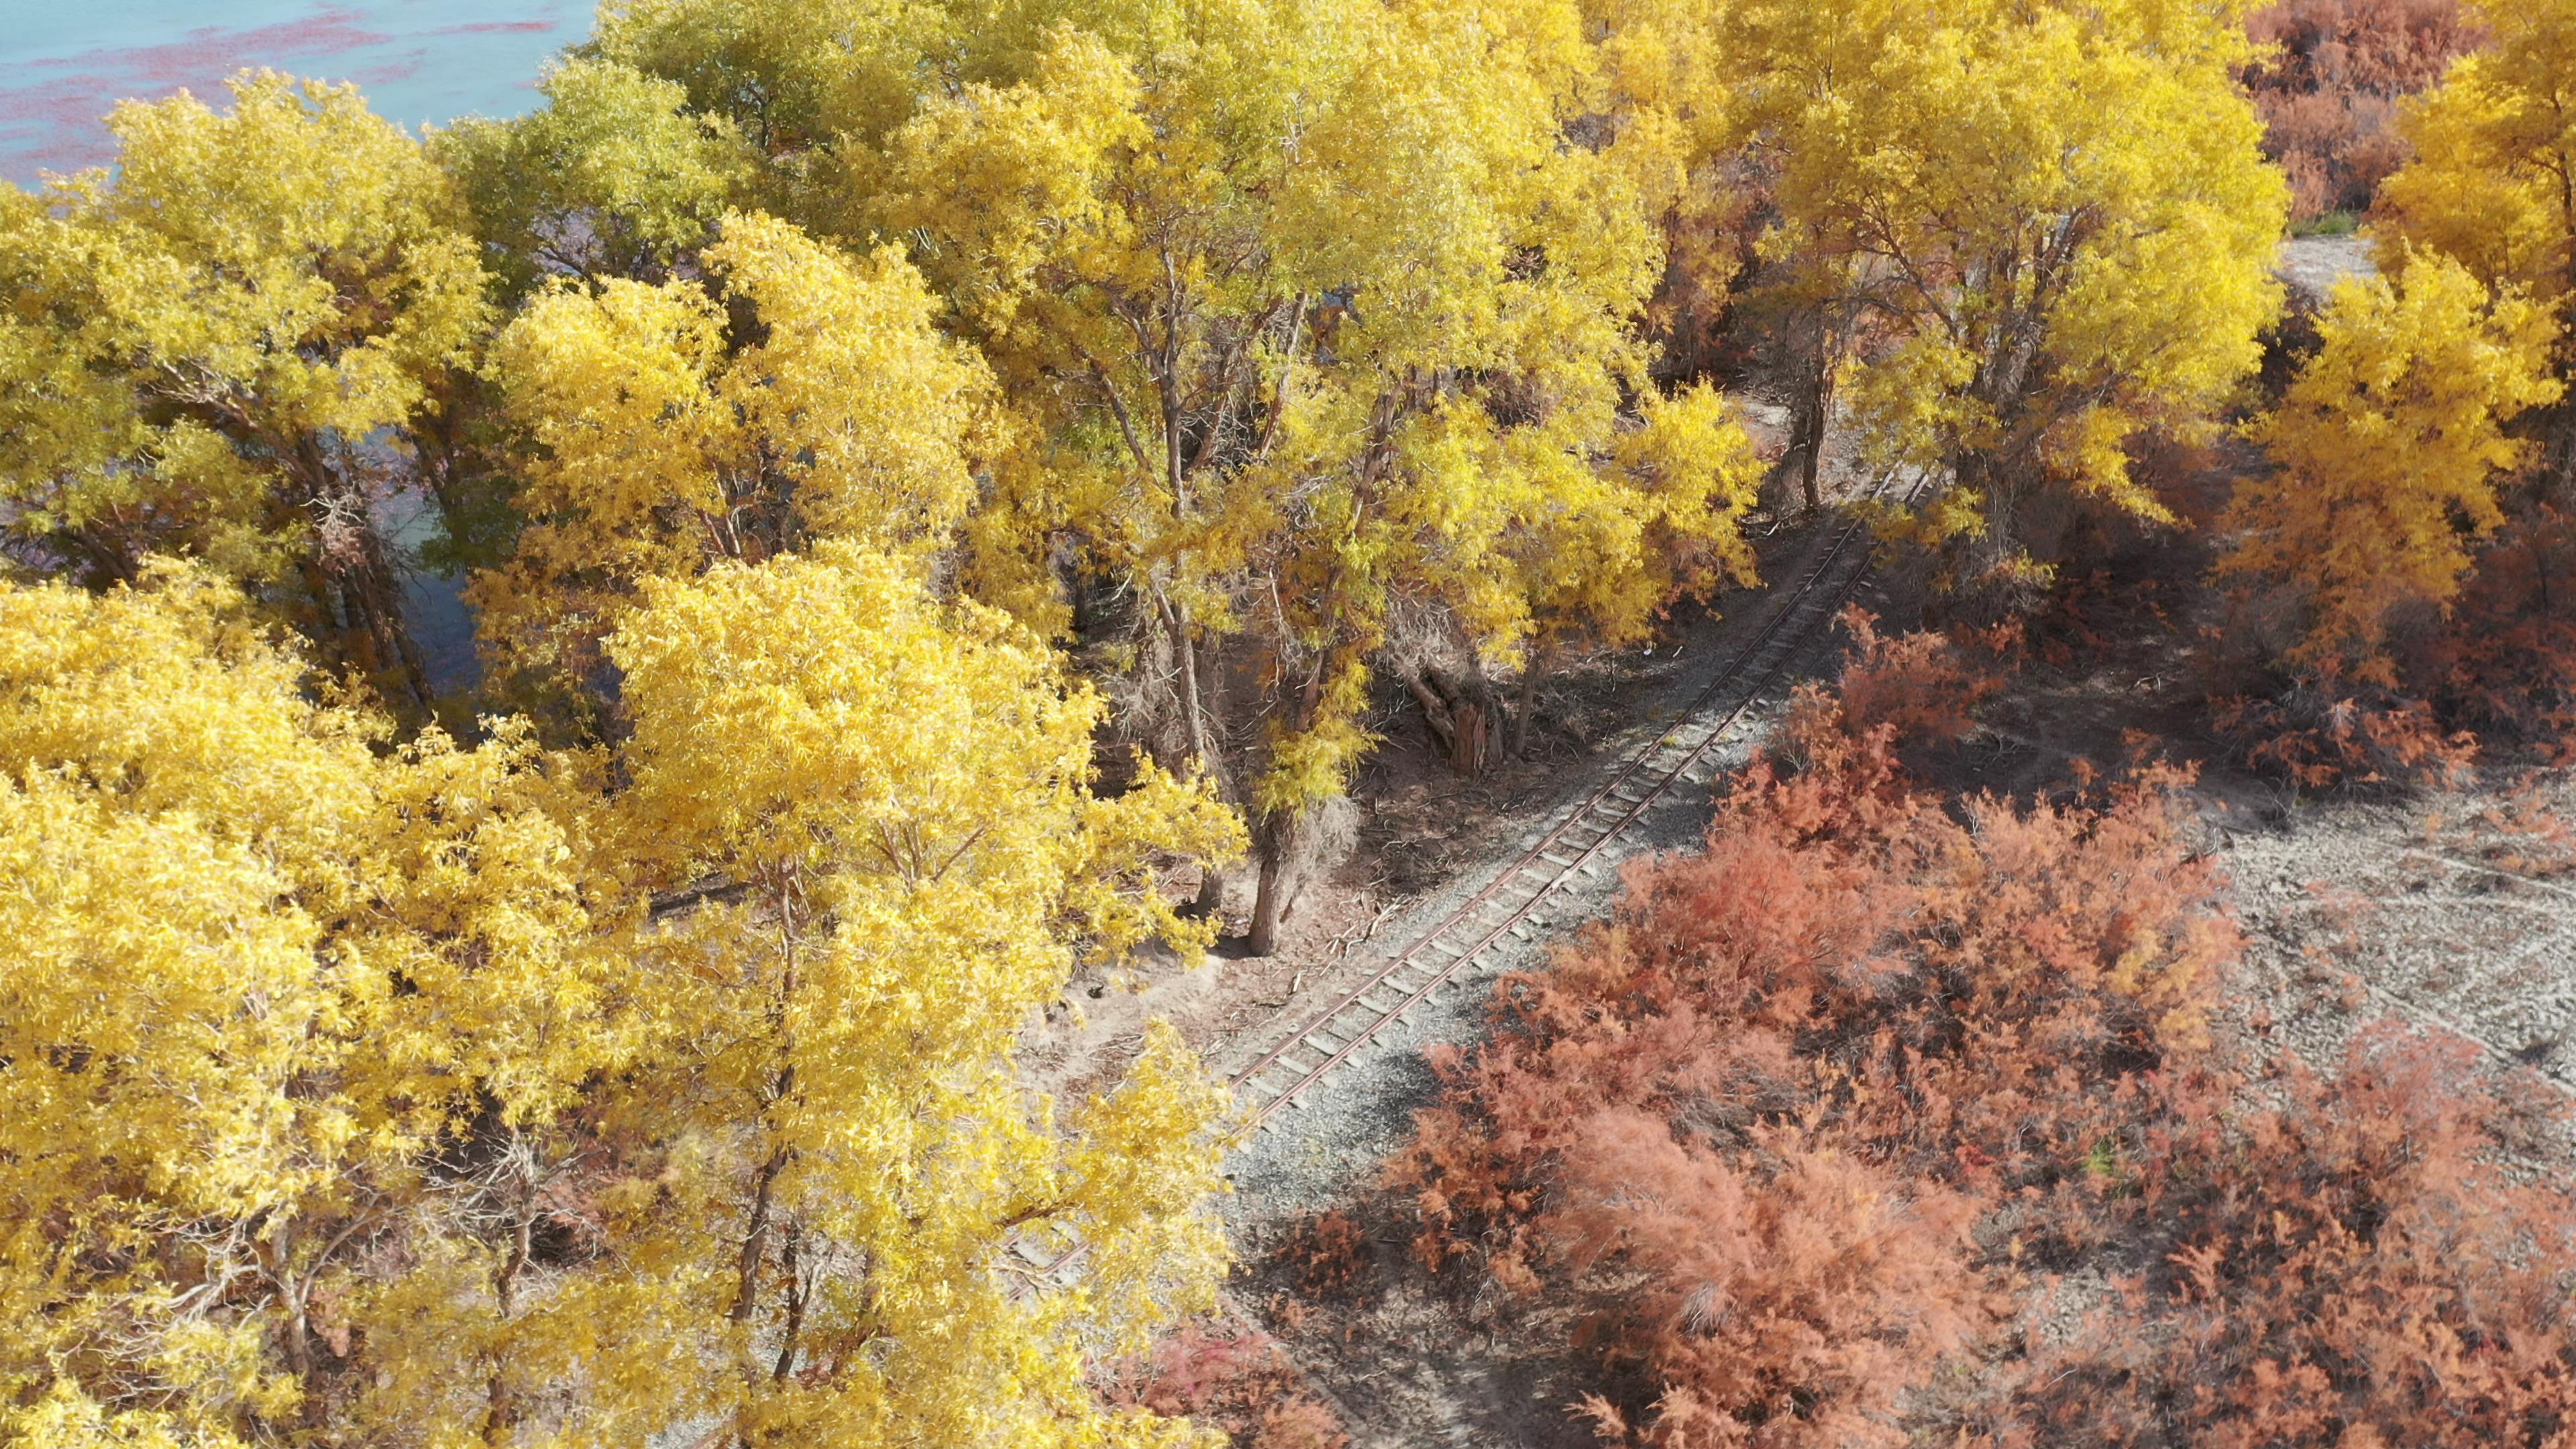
292 511 435 714
1407 667 1499 776
1245 810 1298 957
1511 649 1546 759
1796 350 1833 513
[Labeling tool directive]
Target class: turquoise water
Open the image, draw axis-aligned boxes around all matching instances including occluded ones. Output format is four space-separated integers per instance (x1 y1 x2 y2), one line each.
1 1 594 184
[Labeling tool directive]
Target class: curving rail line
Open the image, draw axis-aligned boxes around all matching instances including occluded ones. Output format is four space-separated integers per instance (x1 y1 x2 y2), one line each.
1010 474 1921 1288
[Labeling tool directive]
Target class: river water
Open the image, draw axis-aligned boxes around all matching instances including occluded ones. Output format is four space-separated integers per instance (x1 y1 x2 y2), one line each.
1 0 591 184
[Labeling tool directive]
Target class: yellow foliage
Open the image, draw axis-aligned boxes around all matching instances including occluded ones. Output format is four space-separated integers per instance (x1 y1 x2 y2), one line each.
0 554 1238 1446
0 71 489 704
435 57 751 296
1732 0 2286 578
476 211 992 686
5 0 2439 1434
608 0 1764 840
593 543 1239 1444
2220 256 2562 683
0 566 621 1442
2375 0 2576 312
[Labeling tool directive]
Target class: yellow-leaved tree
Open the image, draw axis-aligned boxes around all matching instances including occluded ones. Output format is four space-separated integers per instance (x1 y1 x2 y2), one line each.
2373 0 2576 482
2218 256 2562 683
0 564 628 1444
572 543 1242 1446
1209 0 1764 948
1729 0 2288 596
0 72 490 710
0 550 1244 1447
435 57 750 299
630 0 1764 949
476 210 991 700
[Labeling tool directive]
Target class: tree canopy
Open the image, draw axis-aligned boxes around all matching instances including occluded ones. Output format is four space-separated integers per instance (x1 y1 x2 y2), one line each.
25 0 2566 1438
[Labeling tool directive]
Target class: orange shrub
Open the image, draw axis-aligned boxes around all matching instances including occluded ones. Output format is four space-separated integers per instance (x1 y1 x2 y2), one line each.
1099 1322 1351 1449
2242 0 2482 219
2212 688 2479 790
2420 506 2576 758
1832 607 2009 750
1389 627 2576 1446
1391 639 2235 1446
1994 1027 2576 1448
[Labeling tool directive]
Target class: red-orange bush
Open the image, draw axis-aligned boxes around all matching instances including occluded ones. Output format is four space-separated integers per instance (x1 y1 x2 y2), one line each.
1390 628 2576 1446
2420 506 2576 759
1832 606 2010 750
2242 0 2481 219
1556 1114 1983 1449
1391 651 2235 1446
2214 507 2576 781
1099 1322 1351 1449
1993 1027 2576 1448
1276 1208 1375 1300
2212 688 2479 790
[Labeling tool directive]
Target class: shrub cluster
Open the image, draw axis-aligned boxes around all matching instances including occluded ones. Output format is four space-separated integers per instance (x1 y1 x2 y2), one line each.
1389 642 2576 1446
2243 0 2481 220
1099 1322 1351 1449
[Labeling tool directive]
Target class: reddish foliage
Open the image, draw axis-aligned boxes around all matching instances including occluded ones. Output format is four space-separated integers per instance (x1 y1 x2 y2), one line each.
2420 506 2576 760
1391 650 2234 1446
1992 1028 2576 1448
2218 508 2576 781
1275 1209 1375 1301
1554 1114 1984 1448
1832 607 2010 750
2241 0 2482 218
1387 629 2576 1446
2211 688 2478 791
1099 1322 1351 1449
2479 773 2576 876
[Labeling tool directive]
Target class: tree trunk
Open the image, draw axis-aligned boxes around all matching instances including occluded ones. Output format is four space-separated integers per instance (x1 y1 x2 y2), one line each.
1165 596 1230 919
483 1161 537 1446
350 535 436 715
731 1142 788 1324
771 1224 805 1383
1245 810 1298 957
1797 355 1832 514
1511 649 1546 759
1190 865 1228 919
1409 667 1498 776
295 524 435 715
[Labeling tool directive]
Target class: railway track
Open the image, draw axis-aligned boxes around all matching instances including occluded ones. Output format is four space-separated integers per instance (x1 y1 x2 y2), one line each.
1227 479 1912 1132
1010 476 1919 1288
